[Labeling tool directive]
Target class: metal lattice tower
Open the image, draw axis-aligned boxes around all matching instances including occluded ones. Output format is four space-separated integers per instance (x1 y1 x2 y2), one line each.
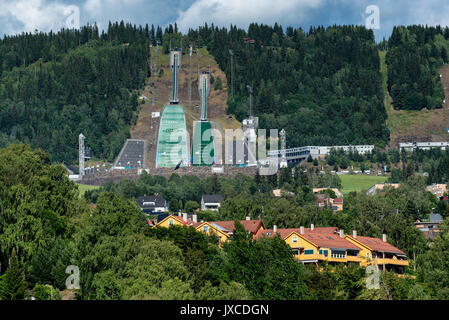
280 129 287 168
79 133 85 177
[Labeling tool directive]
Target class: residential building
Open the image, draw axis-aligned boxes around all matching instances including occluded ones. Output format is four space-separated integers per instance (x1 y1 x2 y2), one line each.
345 232 408 273
313 188 343 198
201 194 224 211
136 194 168 214
255 225 408 273
367 183 400 195
272 189 295 198
153 213 265 245
315 194 344 212
426 184 447 198
415 213 444 240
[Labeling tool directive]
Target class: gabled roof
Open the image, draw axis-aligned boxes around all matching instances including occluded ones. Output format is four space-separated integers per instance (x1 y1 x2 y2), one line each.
211 219 264 234
202 194 224 203
346 236 406 255
136 195 167 208
255 227 360 250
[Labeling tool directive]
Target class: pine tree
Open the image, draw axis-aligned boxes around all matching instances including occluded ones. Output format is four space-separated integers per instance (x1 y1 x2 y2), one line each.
0 249 27 300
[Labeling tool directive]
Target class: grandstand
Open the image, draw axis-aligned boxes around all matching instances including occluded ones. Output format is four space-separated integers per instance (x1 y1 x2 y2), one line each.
113 139 147 169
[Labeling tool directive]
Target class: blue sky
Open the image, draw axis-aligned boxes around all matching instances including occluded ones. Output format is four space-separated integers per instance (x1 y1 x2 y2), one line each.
1 0 449 41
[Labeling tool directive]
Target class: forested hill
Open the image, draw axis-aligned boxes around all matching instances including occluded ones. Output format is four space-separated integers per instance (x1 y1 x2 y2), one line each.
0 22 150 164
194 24 389 148
386 25 447 111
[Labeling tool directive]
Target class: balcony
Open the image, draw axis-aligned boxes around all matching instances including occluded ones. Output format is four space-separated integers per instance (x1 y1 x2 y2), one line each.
375 257 409 266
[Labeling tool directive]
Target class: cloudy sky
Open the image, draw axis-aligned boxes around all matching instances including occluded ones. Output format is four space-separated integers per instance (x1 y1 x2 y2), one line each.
1 0 449 41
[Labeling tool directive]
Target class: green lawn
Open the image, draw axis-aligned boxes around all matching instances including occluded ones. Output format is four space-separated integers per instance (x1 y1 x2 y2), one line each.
340 175 388 195
77 184 100 198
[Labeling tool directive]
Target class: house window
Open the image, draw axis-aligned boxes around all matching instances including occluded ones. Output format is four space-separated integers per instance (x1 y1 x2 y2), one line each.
292 236 298 243
366 252 370 260
203 225 209 232
168 219 174 226
304 249 314 255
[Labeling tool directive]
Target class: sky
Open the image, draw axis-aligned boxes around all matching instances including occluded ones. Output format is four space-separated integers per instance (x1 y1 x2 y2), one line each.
2 0 449 41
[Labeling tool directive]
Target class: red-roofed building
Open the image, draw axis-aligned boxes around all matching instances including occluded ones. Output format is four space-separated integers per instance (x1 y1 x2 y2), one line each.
256 224 408 273
152 214 265 245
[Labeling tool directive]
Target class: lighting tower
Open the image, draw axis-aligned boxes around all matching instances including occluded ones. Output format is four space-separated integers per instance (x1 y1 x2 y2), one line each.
280 129 287 168
79 133 85 177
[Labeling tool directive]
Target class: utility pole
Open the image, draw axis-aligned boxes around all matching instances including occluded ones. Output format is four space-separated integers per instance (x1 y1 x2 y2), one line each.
189 45 192 108
246 85 253 117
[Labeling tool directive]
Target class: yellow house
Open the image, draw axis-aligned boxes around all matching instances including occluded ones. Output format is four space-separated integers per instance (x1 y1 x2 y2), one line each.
152 213 265 244
345 232 409 273
255 226 361 266
256 226 408 273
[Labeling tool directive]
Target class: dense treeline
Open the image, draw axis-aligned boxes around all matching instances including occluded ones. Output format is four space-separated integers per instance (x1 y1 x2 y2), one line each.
2 144 449 299
386 25 447 110
183 23 389 147
0 22 150 163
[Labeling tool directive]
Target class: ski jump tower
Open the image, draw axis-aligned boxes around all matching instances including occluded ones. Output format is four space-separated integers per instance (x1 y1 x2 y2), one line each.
192 70 215 166
155 47 190 168
170 48 182 104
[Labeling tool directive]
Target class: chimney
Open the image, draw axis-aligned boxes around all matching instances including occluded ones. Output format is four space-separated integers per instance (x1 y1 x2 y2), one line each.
193 214 197 223
183 213 187 222
352 230 357 238
273 225 277 233
178 211 182 217
300 226 304 234
339 229 344 238
382 234 387 242
246 216 251 220
310 224 314 231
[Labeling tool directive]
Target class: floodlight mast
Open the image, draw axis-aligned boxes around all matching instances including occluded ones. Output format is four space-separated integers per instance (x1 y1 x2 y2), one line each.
79 133 85 177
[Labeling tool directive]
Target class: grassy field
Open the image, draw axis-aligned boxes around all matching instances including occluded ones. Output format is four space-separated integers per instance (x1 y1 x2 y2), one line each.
340 175 388 194
76 184 100 198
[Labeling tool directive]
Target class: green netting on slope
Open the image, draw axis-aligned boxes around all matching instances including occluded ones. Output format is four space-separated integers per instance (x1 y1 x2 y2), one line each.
156 105 189 167
191 121 215 166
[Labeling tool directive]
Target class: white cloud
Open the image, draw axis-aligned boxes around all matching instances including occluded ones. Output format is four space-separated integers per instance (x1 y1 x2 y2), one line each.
0 0 79 35
175 0 325 32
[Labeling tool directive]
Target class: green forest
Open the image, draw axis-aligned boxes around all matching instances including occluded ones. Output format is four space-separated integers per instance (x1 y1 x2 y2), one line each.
198 23 389 148
0 22 150 164
386 25 447 110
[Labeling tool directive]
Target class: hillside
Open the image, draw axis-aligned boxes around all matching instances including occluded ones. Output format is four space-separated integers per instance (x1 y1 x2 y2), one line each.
380 50 449 147
131 46 241 168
